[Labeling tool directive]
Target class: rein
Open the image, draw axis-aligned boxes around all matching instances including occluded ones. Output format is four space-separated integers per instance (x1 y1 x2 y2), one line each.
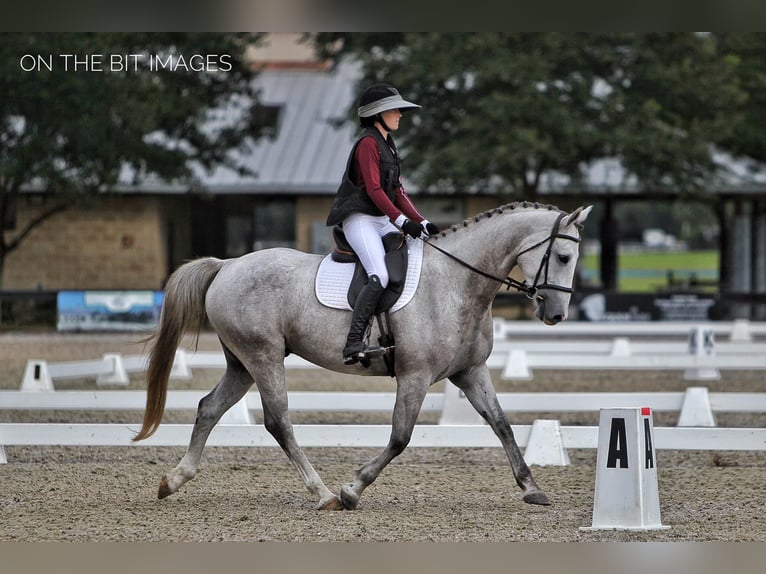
421 211 580 300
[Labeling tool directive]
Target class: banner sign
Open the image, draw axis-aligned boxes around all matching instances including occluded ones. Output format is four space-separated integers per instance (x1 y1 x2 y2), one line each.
577 292 721 322
57 290 164 332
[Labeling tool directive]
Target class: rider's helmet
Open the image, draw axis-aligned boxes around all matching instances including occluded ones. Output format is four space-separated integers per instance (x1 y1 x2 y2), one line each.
357 83 421 127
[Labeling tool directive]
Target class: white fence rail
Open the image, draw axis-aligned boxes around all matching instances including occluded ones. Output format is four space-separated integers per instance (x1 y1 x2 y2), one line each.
3 387 765 420
492 318 766 340
2 423 765 451
18 326 766 392
3 385 765 465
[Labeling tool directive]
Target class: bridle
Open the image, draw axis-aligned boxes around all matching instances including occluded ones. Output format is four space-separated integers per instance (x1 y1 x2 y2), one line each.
422 211 581 300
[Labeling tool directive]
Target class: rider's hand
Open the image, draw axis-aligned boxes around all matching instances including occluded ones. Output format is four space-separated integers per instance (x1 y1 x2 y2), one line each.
401 219 423 239
421 220 440 236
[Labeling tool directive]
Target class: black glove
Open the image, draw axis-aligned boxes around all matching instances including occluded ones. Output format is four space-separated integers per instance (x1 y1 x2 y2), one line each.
423 221 440 236
401 219 422 239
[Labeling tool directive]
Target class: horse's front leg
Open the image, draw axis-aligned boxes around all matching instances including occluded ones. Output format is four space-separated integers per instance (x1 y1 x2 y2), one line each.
449 364 550 506
340 375 430 510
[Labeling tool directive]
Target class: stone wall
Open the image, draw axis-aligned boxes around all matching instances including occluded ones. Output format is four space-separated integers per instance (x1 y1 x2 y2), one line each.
4 196 168 290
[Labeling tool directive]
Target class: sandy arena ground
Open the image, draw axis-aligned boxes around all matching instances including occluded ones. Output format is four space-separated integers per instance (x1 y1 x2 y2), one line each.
0 331 764 542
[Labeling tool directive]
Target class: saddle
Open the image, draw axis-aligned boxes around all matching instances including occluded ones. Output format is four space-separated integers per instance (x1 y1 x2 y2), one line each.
330 225 409 376
330 225 409 315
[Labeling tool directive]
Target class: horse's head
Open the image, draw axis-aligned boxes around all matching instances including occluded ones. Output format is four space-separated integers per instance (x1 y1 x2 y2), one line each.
515 205 592 325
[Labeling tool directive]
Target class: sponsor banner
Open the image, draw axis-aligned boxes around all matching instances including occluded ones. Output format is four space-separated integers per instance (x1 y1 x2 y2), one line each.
577 292 721 322
57 290 164 332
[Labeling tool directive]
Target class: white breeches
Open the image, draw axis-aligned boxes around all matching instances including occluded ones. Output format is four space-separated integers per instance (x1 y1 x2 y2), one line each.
342 213 399 288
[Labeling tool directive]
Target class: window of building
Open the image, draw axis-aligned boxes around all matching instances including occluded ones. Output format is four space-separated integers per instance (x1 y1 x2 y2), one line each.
223 196 296 256
253 197 296 251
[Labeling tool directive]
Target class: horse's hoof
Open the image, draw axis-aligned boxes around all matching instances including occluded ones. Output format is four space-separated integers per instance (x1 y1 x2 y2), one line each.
318 496 345 511
158 476 172 499
523 490 551 506
340 485 359 510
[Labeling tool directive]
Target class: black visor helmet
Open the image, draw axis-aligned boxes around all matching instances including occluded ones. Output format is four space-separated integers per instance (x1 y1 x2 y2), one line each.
358 83 421 118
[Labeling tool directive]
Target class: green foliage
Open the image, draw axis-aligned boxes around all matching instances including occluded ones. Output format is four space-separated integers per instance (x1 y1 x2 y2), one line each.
314 33 748 195
0 32 267 278
712 33 766 164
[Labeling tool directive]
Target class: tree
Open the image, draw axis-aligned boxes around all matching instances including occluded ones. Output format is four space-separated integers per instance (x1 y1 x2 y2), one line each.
0 33 267 285
313 33 746 196
712 33 766 167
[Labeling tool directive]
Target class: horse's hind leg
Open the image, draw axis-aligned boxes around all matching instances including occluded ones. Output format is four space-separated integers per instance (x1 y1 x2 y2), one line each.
158 346 252 499
253 360 343 511
449 364 550 506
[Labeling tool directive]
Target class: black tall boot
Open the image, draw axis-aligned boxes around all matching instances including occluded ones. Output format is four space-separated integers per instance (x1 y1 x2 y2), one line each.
342 274 386 365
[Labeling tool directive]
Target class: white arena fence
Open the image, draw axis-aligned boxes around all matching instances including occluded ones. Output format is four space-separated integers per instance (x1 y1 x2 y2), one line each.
17 319 766 392
3 384 766 464
3 319 765 464
492 318 766 340
2 387 764 426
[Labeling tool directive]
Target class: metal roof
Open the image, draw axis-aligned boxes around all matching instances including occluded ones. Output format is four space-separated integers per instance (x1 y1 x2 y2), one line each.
195 59 361 194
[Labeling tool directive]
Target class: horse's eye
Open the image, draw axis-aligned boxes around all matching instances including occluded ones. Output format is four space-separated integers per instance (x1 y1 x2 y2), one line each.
558 254 570 264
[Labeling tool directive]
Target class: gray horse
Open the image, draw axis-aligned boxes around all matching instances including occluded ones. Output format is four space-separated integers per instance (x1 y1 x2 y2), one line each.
133 201 592 510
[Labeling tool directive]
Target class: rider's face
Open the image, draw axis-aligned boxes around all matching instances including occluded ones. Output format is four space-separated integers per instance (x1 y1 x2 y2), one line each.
379 108 402 131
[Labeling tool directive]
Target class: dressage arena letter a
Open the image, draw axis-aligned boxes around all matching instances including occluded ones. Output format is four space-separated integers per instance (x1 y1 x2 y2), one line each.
582 407 669 531
606 417 628 468
644 418 654 469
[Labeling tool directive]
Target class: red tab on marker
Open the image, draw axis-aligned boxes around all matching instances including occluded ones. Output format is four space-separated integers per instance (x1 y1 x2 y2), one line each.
642 407 651 416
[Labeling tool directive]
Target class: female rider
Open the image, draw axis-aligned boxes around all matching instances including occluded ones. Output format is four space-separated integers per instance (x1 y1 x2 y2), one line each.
326 83 440 365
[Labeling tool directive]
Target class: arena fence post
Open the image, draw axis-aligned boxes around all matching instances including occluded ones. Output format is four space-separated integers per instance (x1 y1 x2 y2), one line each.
169 349 192 380
683 325 720 381
438 382 485 425
523 419 570 466
20 360 55 392
677 387 716 427
96 354 130 386
501 349 531 380
219 397 255 425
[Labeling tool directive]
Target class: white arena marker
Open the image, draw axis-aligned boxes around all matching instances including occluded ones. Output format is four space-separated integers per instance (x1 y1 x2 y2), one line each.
684 325 720 381
523 419 570 466
438 383 485 425
219 397 254 425
20 360 55 392
96 353 130 386
169 349 192 380
582 407 669 531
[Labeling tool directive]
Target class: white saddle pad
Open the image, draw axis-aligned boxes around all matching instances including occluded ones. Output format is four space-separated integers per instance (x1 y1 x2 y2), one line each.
315 237 424 313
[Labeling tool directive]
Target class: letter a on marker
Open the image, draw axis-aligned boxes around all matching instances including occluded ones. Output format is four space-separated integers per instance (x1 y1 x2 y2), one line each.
644 415 654 469
606 417 628 468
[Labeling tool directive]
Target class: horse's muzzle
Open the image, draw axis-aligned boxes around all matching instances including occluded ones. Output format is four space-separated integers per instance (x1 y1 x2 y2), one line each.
534 295 567 325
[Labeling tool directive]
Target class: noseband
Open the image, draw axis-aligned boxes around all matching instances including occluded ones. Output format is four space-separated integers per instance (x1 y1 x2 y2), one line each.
422 211 581 300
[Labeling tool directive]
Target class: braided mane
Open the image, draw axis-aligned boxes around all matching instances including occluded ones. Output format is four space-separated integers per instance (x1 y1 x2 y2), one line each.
433 201 564 239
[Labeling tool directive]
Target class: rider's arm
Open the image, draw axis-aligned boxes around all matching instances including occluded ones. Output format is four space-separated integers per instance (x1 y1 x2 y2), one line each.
393 185 425 225
355 137 422 226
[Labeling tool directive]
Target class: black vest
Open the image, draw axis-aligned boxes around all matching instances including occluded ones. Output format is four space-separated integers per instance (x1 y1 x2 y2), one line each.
326 128 401 226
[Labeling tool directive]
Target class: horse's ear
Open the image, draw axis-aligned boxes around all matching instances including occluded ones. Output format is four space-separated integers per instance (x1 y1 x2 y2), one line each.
563 205 593 229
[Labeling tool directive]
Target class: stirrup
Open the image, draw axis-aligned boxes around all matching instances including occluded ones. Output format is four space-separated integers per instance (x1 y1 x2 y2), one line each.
343 344 386 366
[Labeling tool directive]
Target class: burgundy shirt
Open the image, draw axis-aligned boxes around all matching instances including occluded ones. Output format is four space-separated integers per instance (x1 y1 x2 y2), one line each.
353 136 424 223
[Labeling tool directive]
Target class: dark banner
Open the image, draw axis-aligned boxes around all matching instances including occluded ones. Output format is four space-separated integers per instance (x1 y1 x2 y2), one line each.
577 292 723 322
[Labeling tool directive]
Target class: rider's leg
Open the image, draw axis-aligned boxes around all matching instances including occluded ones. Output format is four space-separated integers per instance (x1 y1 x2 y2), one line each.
342 213 391 288
342 274 386 364
341 214 390 364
